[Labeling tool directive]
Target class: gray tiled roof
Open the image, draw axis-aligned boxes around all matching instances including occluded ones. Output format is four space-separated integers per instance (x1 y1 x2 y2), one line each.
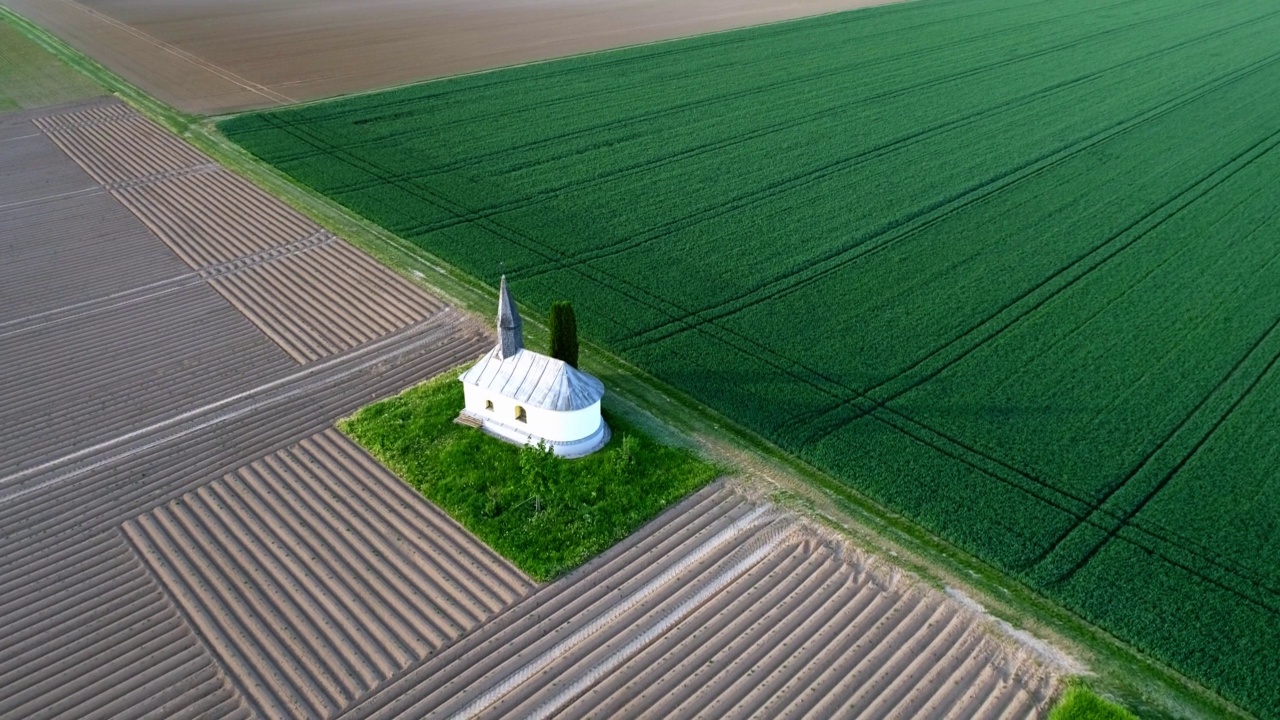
460 347 604 411
496 275 523 359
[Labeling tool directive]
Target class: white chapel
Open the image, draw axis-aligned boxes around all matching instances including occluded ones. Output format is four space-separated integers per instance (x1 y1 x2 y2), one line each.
458 276 609 457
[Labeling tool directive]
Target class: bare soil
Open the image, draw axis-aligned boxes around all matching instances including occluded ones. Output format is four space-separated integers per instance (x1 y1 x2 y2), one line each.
0 98 501 719
6 0 903 114
342 482 1059 719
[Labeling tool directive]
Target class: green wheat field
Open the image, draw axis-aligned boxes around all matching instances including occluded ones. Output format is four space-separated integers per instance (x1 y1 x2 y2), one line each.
222 0 1280 714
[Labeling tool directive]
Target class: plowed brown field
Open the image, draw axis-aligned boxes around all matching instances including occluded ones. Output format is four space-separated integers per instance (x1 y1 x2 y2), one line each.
344 483 1058 719
0 98 504 719
5 0 902 114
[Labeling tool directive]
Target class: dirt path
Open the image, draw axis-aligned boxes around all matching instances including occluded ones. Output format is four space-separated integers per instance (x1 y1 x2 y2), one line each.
6 0 905 114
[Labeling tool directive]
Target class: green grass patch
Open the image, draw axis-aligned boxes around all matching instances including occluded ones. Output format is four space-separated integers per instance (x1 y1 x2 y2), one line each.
340 372 719 581
222 0 1280 713
1051 682 1141 720
0 20 102 113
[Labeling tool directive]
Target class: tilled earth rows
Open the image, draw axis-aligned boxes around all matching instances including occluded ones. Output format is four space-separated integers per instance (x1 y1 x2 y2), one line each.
0 98 512 719
0 98 1057 719
343 483 1056 720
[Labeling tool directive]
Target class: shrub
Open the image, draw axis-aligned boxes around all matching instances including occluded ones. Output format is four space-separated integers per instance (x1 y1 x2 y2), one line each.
1048 683 1138 720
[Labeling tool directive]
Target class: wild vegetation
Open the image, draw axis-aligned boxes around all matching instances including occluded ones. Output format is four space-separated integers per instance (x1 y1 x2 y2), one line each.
340 373 719 581
1049 683 1139 720
225 0 1280 714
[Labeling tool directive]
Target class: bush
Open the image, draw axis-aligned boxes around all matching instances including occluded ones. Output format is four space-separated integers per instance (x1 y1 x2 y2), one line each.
519 439 559 513
1049 683 1138 720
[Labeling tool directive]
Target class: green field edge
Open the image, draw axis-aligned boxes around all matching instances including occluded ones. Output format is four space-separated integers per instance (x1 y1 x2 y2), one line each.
0 6 1250 718
201 3 907 121
1050 679 1143 720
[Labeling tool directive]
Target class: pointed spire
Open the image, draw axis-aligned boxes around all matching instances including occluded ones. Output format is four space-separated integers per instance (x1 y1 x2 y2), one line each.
496 274 523 359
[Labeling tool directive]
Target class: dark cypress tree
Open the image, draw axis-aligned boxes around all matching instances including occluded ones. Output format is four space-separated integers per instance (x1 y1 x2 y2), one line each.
549 301 579 369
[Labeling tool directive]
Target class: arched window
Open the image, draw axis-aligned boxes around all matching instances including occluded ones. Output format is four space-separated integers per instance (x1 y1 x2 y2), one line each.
515 405 527 423
485 399 494 411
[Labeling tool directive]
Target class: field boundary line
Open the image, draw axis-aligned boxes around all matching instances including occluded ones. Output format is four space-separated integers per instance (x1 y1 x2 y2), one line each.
251 0 962 119
248 67 1280 613
289 0 1167 180
535 206 1280 608
192 0 1280 707
250 31 1261 363
785 68 1280 444
0 312 463 499
260 86 1280 610
617 33 1280 351
0 184 100 211
54 0 292 106
504 0 1275 283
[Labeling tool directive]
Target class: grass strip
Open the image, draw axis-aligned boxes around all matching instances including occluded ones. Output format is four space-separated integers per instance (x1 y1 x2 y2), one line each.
1050 681 1141 720
0 19 102 112
340 371 720 581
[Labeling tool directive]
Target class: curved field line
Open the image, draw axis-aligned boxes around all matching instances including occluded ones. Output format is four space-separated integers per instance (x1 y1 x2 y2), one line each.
259 65 1280 610
250 34 1280 613
250 0 1056 130
278 0 1165 175
618 32 1280 350
792 115 1280 445
1050 331 1280 585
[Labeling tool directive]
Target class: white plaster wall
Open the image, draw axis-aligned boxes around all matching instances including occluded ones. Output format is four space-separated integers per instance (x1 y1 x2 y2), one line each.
526 401 601 442
463 384 488 415
463 384 601 443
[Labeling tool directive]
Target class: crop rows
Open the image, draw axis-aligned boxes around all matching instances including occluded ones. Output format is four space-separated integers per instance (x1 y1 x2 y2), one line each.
222 0 1280 715
341 484 1055 719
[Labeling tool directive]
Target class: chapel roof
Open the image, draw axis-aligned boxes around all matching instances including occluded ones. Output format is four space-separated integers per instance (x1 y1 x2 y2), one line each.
496 275 522 360
460 347 604 411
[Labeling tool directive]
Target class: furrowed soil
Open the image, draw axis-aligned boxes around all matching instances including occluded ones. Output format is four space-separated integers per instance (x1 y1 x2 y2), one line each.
222 0 1280 716
3 0 903 114
0 98 502 718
